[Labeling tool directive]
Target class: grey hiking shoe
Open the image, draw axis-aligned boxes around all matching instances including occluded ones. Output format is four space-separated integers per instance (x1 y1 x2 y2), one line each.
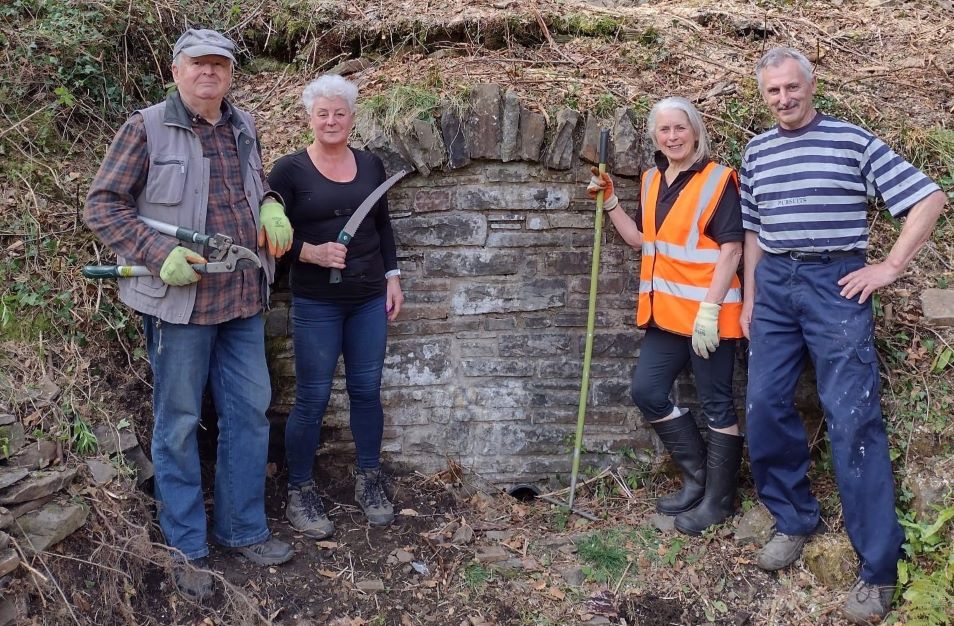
842 578 894 624
757 531 810 571
355 468 394 526
229 536 294 566
173 557 214 601
286 482 335 539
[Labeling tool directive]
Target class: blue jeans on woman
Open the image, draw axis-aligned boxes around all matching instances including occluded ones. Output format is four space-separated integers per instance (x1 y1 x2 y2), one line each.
285 294 387 487
143 313 272 561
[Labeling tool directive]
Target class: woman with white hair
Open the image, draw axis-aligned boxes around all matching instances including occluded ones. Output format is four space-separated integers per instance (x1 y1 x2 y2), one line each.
587 96 744 535
267 74 403 538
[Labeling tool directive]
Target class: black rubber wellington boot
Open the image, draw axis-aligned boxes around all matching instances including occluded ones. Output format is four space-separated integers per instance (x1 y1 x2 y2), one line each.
674 430 743 535
651 412 707 515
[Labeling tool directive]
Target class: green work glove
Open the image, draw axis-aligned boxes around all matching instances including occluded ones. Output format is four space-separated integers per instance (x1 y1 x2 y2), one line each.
258 200 292 257
691 301 721 359
159 246 206 286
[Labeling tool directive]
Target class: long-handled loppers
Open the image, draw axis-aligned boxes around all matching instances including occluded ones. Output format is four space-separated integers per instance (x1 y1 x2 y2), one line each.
566 128 611 515
82 216 261 279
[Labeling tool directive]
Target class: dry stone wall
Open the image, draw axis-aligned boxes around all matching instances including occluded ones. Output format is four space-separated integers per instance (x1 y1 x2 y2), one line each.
264 84 736 482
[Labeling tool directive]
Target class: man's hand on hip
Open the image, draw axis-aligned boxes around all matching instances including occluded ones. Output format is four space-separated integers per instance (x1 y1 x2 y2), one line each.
259 200 292 257
691 302 721 358
159 246 206 286
837 261 901 304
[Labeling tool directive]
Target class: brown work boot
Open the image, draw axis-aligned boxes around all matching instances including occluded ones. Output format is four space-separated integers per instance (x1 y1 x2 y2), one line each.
354 468 394 526
842 578 894 624
173 557 214 601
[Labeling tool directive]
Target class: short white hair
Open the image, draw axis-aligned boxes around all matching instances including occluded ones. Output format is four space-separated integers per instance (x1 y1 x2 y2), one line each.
646 96 710 164
302 75 359 114
755 47 815 90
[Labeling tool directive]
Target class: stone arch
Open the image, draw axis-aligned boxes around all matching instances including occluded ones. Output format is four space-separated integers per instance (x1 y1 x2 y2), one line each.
264 83 731 482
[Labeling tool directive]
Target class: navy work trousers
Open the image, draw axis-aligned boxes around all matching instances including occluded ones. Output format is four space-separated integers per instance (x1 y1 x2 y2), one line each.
746 252 903 585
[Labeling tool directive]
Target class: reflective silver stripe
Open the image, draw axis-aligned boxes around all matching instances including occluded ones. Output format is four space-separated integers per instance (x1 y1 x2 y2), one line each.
642 242 655 256
654 240 720 264
641 278 742 304
640 168 657 210
684 164 729 254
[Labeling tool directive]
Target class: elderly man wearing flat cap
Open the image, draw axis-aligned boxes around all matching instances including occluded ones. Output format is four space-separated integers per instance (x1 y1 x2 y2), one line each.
85 28 295 600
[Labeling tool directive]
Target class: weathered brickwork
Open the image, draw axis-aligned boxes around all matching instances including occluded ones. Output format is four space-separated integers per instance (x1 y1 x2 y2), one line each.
264 84 818 483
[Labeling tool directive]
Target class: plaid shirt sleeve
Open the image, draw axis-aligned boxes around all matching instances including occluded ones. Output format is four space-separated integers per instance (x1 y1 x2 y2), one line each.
84 114 178 273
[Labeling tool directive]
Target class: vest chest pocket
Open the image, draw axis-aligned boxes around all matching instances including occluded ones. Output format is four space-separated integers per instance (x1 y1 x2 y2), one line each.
146 155 189 205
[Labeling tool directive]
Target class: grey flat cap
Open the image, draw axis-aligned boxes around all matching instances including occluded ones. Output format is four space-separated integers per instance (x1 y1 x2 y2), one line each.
173 28 236 63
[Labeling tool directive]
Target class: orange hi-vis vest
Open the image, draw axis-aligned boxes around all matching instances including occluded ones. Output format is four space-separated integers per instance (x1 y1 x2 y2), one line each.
637 162 743 339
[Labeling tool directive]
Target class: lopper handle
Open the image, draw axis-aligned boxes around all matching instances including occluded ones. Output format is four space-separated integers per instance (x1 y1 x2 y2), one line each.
82 263 209 279
82 265 153 279
139 216 213 247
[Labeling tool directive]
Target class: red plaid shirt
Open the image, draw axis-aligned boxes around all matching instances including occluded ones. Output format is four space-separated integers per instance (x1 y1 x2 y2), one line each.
85 98 269 325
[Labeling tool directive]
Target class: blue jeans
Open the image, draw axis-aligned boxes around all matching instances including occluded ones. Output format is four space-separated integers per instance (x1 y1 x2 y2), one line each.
285 295 387 487
746 253 903 584
630 326 739 429
143 313 271 560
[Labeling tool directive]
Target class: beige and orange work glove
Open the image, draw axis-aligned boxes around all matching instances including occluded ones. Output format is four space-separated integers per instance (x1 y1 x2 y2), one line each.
159 246 207 286
586 166 619 212
258 200 293 257
691 302 721 359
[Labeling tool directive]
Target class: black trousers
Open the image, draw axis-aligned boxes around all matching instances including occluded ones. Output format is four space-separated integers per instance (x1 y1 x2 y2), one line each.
630 326 738 429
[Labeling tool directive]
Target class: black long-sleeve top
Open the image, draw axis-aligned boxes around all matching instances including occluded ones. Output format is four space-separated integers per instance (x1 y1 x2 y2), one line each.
267 148 398 304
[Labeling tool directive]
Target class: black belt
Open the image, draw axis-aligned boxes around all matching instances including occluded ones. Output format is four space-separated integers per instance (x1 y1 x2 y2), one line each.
777 250 863 262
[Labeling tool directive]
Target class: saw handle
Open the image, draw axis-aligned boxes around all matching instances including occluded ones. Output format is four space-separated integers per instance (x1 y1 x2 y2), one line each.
328 230 353 284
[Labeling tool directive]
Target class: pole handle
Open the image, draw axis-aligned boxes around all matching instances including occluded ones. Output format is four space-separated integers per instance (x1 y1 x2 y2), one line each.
598 129 609 168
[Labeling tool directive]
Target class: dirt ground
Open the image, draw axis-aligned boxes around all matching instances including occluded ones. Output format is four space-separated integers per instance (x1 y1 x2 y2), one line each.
75 446 856 626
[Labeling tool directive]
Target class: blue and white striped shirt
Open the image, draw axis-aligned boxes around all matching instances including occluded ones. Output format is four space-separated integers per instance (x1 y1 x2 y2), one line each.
740 113 939 253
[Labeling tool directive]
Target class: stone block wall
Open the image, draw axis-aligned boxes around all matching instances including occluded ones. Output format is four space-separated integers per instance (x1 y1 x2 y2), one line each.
264 84 753 483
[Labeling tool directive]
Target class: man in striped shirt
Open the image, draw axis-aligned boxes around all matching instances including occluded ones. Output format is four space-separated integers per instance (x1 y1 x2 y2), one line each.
740 47 946 624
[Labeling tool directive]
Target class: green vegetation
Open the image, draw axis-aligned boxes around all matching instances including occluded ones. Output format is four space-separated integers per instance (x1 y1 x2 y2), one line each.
461 562 492 591
359 83 444 133
576 529 629 583
553 14 623 40
71 417 98 455
592 92 618 119
897 507 954 626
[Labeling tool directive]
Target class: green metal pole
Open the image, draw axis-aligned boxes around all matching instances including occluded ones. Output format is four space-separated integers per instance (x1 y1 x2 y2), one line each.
568 129 610 511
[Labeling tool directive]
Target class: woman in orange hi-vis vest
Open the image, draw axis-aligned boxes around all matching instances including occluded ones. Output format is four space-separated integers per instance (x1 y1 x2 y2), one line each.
587 97 744 535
